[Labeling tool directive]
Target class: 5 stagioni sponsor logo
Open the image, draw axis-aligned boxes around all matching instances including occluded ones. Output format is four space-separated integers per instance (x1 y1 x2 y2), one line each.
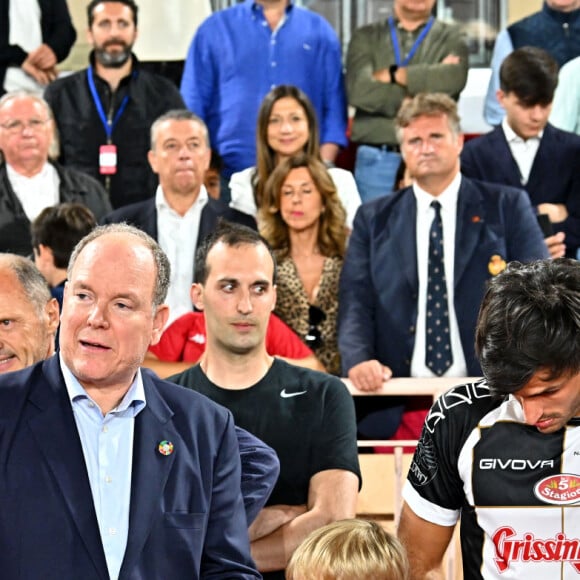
534 474 580 505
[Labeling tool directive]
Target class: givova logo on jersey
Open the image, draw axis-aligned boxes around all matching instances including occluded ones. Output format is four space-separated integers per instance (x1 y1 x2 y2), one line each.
493 527 580 574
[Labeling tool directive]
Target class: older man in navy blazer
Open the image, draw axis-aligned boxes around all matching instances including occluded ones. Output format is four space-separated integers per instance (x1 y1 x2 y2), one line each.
0 223 260 579
339 93 552 439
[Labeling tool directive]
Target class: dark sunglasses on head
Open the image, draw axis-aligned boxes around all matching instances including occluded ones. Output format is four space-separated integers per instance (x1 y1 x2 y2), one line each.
304 305 326 350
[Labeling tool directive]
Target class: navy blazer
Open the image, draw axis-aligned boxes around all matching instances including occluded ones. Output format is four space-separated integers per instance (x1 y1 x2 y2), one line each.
0 356 260 579
461 123 580 256
101 196 257 274
338 177 549 377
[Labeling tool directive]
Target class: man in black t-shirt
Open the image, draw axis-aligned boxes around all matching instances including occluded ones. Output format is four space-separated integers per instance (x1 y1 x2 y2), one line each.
399 258 580 579
169 222 361 580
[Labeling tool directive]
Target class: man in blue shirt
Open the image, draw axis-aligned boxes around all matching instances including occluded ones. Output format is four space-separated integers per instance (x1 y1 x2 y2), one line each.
180 0 347 196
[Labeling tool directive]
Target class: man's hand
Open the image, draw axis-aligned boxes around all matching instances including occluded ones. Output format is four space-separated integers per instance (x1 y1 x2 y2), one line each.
442 53 461 65
248 505 307 542
372 68 391 83
27 44 57 70
21 58 53 85
348 360 392 392
545 231 566 258
537 202 568 223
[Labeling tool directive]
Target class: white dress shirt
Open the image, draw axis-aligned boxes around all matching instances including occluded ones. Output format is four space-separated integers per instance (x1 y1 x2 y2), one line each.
411 172 468 378
156 185 208 326
502 118 542 186
7 162 60 220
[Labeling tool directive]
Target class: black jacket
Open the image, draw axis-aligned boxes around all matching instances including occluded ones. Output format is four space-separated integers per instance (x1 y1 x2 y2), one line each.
0 0 76 94
0 160 112 256
44 55 185 209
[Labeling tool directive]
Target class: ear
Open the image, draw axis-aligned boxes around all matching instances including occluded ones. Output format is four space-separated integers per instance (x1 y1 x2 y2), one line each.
149 304 170 346
190 283 204 310
45 298 60 336
147 149 158 174
86 27 94 46
36 244 55 267
496 89 506 108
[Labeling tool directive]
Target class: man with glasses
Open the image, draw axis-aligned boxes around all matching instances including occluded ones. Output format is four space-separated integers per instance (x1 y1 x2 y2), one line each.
102 109 254 327
169 221 361 580
339 93 550 440
0 92 111 256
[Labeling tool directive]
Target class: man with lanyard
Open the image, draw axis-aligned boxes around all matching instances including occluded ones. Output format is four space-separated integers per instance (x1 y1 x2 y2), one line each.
45 0 184 209
346 0 468 201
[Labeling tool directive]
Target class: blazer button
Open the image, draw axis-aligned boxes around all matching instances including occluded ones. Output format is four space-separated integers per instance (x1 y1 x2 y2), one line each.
409 325 415 334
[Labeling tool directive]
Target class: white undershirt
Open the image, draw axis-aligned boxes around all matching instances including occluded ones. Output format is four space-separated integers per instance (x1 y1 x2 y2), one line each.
7 162 60 220
502 118 542 186
411 172 468 378
156 185 208 326
4 0 43 93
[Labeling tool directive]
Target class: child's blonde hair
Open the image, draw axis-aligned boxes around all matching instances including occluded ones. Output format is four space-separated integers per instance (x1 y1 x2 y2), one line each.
286 519 410 580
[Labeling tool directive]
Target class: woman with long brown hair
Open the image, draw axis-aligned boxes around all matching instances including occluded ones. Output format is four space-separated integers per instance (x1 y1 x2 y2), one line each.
229 85 360 228
260 152 347 375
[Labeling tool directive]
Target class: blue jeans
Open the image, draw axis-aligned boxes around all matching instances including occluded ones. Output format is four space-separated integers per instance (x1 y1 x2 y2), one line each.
354 145 401 202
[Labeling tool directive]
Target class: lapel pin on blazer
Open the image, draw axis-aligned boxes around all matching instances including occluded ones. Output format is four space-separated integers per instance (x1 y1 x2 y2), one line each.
158 440 174 456
488 255 507 276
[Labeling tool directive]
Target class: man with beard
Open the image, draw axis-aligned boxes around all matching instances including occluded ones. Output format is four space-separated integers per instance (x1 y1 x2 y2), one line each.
44 0 184 209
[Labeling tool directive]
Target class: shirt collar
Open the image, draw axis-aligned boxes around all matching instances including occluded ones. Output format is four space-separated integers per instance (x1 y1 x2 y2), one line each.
155 184 209 215
413 171 462 214
502 117 543 143
249 0 293 14
59 353 146 417
543 1 580 23
6 161 51 180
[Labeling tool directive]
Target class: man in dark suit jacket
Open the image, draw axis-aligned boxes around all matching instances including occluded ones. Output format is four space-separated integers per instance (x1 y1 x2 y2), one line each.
462 47 580 257
0 222 260 579
339 93 550 438
102 109 255 326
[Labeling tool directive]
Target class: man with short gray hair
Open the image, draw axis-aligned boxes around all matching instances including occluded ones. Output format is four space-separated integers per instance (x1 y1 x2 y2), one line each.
0 253 59 373
102 109 255 325
339 92 550 439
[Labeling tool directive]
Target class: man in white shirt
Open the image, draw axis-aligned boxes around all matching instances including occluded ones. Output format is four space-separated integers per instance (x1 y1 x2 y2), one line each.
339 93 550 439
462 47 580 258
102 110 255 326
0 91 111 256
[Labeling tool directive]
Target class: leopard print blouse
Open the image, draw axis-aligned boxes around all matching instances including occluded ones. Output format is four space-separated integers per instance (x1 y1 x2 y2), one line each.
274 254 342 375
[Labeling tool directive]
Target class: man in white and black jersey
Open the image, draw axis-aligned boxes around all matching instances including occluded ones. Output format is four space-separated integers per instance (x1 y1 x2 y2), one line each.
399 258 580 579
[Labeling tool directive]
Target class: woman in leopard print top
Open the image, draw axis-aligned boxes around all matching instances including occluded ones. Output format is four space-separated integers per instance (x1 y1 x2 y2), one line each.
260 153 347 375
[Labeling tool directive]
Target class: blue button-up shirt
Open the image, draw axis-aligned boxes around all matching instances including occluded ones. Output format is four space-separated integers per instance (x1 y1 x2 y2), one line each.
180 0 347 176
60 356 146 580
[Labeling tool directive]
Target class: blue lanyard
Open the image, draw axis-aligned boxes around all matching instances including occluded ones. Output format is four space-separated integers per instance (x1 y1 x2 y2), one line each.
87 66 130 142
388 16 435 67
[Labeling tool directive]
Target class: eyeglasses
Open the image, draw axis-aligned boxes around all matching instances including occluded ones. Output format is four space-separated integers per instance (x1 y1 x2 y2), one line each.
304 305 326 350
0 118 50 133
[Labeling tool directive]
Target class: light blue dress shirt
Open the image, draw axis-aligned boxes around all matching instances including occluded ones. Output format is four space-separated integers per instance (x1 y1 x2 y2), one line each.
483 29 513 126
60 355 146 580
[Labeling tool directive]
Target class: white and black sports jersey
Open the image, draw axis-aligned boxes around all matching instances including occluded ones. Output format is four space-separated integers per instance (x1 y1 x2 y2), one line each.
404 379 580 579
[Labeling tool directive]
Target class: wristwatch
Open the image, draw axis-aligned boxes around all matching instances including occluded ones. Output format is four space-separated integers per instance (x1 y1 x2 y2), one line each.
389 64 399 84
